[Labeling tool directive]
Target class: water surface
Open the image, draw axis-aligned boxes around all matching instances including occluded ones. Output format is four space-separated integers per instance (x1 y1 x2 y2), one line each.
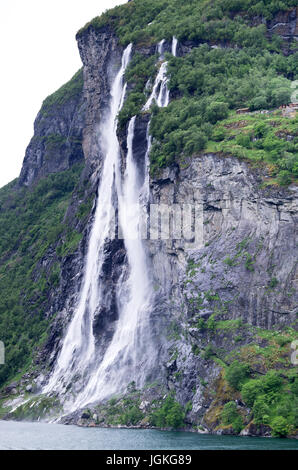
0 421 297 450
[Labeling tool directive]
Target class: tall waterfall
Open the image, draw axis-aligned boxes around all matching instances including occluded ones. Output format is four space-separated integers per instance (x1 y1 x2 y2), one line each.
43 37 178 413
72 116 154 409
43 44 133 403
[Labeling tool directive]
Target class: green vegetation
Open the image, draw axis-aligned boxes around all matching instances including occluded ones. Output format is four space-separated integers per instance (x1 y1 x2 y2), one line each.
0 164 83 387
150 47 297 178
41 69 83 116
77 0 297 45
220 401 244 433
150 395 185 428
188 318 297 436
224 358 298 436
77 0 298 182
206 112 298 185
225 360 250 390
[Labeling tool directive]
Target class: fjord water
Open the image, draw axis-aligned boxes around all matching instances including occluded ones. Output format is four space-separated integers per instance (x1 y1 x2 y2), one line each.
0 421 297 450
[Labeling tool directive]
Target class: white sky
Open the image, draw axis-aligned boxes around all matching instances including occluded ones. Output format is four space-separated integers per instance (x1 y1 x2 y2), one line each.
0 0 127 188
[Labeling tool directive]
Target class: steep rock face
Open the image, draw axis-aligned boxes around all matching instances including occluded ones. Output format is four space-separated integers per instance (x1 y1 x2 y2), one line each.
150 155 297 330
147 154 297 406
6 12 297 432
77 26 122 177
19 71 86 187
267 6 298 40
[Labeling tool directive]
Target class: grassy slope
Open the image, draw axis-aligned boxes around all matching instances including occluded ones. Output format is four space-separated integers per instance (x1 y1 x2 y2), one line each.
0 164 84 387
78 0 298 183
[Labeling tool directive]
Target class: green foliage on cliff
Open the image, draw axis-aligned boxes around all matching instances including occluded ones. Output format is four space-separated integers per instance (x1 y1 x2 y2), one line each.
225 360 250 390
77 0 298 181
41 69 83 116
150 395 185 428
207 112 298 185
149 45 297 178
77 0 297 45
224 355 298 435
0 164 83 387
82 0 297 181
220 401 244 433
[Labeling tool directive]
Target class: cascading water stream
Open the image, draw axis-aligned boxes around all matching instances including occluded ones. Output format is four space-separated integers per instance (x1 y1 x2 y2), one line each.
172 36 178 57
43 44 132 401
71 116 154 409
42 37 178 413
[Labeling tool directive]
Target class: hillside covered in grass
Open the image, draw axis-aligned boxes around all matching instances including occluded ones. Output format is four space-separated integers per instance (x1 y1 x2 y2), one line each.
78 0 298 184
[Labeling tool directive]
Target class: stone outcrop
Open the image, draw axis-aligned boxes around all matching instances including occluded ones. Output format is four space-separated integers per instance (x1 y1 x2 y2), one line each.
267 6 298 40
149 154 297 330
19 71 86 187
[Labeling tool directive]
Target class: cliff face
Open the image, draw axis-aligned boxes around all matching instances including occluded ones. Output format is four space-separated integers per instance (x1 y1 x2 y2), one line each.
76 26 122 172
147 153 297 426
19 71 86 187
2 5 297 436
150 155 297 330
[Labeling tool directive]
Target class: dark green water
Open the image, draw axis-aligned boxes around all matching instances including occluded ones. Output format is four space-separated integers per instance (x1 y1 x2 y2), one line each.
0 421 297 450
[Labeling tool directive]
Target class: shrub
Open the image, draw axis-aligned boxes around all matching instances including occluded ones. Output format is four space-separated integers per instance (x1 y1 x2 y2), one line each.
277 170 292 186
225 361 250 390
203 344 215 360
206 101 229 124
241 379 263 407
119 405 144 425
252 396 270 424
221 401 244 433
270 416 291 437
150 395 185 429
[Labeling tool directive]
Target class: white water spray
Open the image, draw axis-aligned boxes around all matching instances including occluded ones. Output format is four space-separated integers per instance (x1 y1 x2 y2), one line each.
73 116 154 409
43 44 132 400
172 36 178 57
43 37 178 413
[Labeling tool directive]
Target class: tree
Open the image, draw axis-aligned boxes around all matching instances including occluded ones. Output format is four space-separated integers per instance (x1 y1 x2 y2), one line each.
221 401 244 433
252 396 270 424
225 361 250 390
271 416 291 437
241 379 262 407
150 395 185 429
206 101 229 124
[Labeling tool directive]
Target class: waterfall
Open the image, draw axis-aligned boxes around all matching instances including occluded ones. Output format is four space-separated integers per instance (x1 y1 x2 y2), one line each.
42 37 178 413
144 37 177 111
43 44 132 401
71 115 155 409
172 36 178 57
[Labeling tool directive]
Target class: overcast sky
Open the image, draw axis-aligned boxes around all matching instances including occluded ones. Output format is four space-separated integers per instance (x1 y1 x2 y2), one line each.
0 0 127 188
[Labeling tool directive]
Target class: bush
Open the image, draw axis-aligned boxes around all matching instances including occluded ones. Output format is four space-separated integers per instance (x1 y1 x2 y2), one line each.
221 401 244 433
252 396 270 424
225 361 250 390
206 101 229 124
241 371 283 408
150 395 185 429
241 379 263 407
277 170 292 186
119 406 144 425
271 416 291 437
203 344 215 360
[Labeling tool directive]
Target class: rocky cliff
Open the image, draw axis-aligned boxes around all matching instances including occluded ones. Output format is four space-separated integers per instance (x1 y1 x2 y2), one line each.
19 70 86 187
